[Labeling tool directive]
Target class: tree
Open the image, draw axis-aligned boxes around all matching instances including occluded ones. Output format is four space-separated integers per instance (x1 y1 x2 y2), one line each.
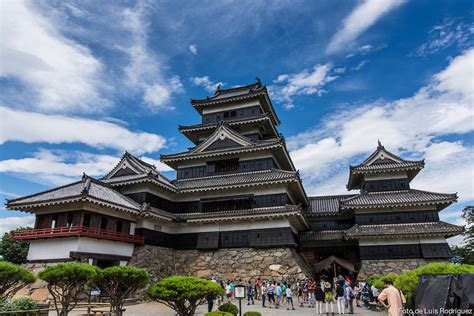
94 266 150 316
38 262 98 316
0 261 35 298
147 276 224 316
0 228 30 264
451 205 473 264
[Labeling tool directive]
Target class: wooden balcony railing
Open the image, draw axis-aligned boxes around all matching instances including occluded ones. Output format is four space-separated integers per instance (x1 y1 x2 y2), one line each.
12 226 144 244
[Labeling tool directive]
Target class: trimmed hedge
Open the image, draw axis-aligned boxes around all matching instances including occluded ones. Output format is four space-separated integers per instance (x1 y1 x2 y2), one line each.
243 312 262 316
368 262 474 299
218 302 239 316
205 312 233 316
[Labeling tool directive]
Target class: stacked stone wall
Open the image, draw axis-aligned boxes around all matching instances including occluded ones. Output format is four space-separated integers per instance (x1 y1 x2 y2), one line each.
358 258 446 279
130 245 313 283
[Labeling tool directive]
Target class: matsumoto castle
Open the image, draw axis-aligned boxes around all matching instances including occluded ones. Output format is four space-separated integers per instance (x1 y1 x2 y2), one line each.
7 79 463 279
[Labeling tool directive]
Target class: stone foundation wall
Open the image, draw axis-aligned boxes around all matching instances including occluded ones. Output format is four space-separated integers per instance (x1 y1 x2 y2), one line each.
130 245 313 283
358 259 446 279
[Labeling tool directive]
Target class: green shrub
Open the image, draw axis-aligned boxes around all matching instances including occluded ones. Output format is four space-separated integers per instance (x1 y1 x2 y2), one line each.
218 302 239 316
148 276 224 316
94 266 149 316
243 312 262 316
205 312 233 316
39 262 98 316
0 261 35 298
369 262 474 300
10 296 37 310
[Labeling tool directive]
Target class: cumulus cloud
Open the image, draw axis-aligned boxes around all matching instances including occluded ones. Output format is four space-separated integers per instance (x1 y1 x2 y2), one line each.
188 44 198 55
190 76 224 93
412 17 474 57
289 49 474 200
326 0 406 54
0 149 171 186
0 107 167 154
120 2 184 110
0 215 35 236
0 0 110 113
270 64 339 109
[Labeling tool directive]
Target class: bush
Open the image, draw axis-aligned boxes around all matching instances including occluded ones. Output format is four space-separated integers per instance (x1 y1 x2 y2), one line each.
0 261 35 298
9 296 37 310
0 228 30 264
369 262 474 300
243 312 262 316
148 276 224 316
94 266 150 316
205 312 233 316
39 262 98 316
218 302 239 316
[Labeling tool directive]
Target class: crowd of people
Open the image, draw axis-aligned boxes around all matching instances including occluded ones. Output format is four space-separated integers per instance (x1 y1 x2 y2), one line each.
208 273 406 315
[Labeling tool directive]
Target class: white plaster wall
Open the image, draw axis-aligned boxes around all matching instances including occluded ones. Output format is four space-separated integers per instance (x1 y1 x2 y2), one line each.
27 237 135 261
202 100 260 114
364 171 408 180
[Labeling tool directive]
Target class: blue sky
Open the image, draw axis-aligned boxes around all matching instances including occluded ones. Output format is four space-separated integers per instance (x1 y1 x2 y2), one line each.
1 0 473 242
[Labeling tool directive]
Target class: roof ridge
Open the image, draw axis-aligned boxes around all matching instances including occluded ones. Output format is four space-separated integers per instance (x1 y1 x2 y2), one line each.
308 194 357 199
174 168 295 182
6 179 83 203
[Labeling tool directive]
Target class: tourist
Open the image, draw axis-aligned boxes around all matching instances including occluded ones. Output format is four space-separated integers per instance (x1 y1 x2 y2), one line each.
298 280 304 307
282 281 287 304
275 282 282 308
335 281 345 314
255 278 261 300
207 292 214 312
230 280 235 299
371 283 380 298
344 280 355 314
378 279 406 316
246 280 254 305
267 281 275 308
261 281 267 308
303 278 309 306
354 283 362 307
308 278 316 308
361 283 373 309
315 281 325 315
225 281 232 302
324 281 335 315
286 283 296 310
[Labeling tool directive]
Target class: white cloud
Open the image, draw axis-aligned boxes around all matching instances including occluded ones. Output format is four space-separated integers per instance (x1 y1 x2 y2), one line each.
0 215 35 236
412 17 474 57
0 0 110 112
289 49 474 200
0 149 171 186
270 64 339 109
352 60 369 71
326 0 406 54
0 106 167 154
189 44 198 55
120 2 183 110
190 76 224 93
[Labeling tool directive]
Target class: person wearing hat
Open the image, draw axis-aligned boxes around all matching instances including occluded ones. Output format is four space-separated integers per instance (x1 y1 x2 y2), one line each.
324 281 335 315
378 279 406 316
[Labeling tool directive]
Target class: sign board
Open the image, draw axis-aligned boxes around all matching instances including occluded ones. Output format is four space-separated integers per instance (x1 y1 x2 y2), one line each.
234 285 245 299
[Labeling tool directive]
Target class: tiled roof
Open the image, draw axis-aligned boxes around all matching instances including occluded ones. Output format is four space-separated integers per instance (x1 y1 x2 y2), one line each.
308 195 356 215
179 114 272 132
350 161 424 173
299 230 345 241
160 137 283 161
7 176 141 212
191 80 264 104
102 173 177 192
178 205 302 221
173 169 299 192
345 221 464 239
340 189 457 208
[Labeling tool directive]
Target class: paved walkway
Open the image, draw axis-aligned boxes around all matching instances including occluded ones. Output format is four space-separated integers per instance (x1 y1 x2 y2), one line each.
80 300 382 316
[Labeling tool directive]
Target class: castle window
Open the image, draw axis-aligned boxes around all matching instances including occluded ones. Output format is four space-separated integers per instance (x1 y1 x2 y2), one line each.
51 215 58 228
116 221 123 233
83 214 91 227
66 214 74 227
100 217 108 230
230 111 237 117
